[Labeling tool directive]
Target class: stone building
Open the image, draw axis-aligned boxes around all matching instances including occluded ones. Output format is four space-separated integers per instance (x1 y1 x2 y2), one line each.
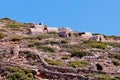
78 32 93 39
29 23 44 35
29 23 59 35
46 27 59 33
58 27 73 38
90 35 105 42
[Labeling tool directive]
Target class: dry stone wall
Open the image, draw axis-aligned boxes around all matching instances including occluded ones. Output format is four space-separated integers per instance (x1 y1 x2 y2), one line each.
10 45 120 79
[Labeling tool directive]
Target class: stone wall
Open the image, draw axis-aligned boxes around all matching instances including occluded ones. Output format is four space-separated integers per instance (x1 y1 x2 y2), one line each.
40 57 106 74
12 46 120 79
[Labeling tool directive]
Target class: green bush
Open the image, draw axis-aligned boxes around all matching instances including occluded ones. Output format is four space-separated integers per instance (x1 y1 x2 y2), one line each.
0 33 6 39
83 40 107 49
37 46 55 53
28 43 35 47
36 34 59 40
86 73 110 79
5 22 27 29
69 49 87 58
11 37 22 42
36 35 46 40
44 40 60 45
61 40 69 44
112 60 120 66
0 54 4 60
25 51 39 60
61 56 70 60
11 36 31 42
112 76 120 80
110 54 120 60
105 42 120 48
73 32 78 37
6 67 38 80
44 58 61 66
67 60 90 68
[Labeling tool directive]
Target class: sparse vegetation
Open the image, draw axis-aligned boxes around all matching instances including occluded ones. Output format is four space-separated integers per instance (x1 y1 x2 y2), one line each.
5 22 27 29
44 40 60 45
37 46 55 53
44 58 61 66
105 42 120 48
86 73 110 79
0 32 7 39
25 51 39 60
61 40 69 44
69 49 87 58
110 54 120 60
67 60 90 68
112 60 120 66
83 40 107 49
5 67 38 80
0 54 4 60
1 18 120 79
11 37 22 42
36 33 59 40
61 56 70 60
106 35 120 40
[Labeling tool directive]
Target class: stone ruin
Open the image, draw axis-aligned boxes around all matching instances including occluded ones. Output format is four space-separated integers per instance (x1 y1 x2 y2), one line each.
58 27 73 38
82 51 117 73
90 35 105 42
29 23 74 38
29 23 45 35
29 23 59 35
78 32 93 39
5 45 120 79
77 32 105 42
29 23 106 41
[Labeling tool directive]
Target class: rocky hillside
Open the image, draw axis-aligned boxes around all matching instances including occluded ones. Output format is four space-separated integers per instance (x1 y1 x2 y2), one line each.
0 18 120 80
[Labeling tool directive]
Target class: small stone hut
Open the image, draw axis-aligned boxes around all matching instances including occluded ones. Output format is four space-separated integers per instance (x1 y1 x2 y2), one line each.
78 32 93 39
46 27 59 33
90 35 105 42
29 23 44 35
29 23 59 35
58 27 73 38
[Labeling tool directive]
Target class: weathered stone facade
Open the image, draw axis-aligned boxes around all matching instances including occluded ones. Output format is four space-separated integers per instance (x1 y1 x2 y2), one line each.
46 27 59 33
29 23 59 35
29 24 45 35
78 32 93 39
58 27 73 38
90 35 105 42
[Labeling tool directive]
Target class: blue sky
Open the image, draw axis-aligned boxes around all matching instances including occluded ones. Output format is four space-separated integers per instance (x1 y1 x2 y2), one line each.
0 0 120 36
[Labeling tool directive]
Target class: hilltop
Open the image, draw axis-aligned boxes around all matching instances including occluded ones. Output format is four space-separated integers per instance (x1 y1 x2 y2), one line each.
0 18 120 80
